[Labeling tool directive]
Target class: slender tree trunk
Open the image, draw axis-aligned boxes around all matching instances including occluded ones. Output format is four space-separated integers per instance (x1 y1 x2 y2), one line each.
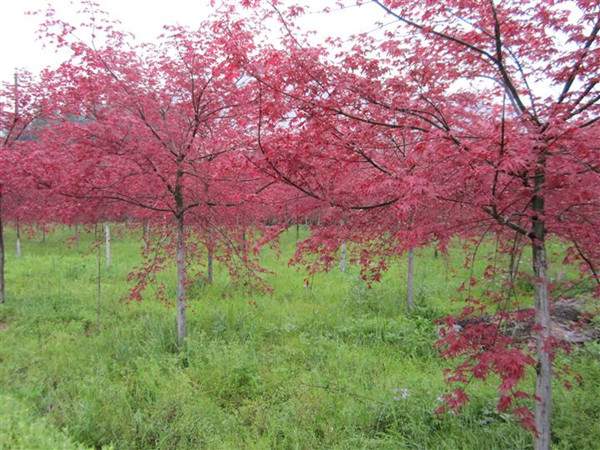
176 214 187 346
509 244 523 287
74 224 80 249
41 226 46 243
406 248 415 311
143 220 149 251
296 223 300 241
95 224 101 328
104 223 111 268
532 237 551 450
15 221 21 258
444 251 450 285
0 196 5 304
207 245 214 284
507 232 522 288
339 241 347 273
532 150 551 450
509 248 518 285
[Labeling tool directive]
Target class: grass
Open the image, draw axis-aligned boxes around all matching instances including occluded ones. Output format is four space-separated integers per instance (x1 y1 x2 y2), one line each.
0 225 599 449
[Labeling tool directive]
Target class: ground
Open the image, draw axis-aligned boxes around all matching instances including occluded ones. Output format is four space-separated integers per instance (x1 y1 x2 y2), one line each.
0 226 599 449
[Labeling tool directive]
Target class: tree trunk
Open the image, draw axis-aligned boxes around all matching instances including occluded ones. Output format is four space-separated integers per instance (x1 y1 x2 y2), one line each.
532 153 551 450
95 224 102 328
339 241 347 273
532 237 551 450
443 251 450 285
143 220 149 251
104 223 111 268
74 224 80 249
207 245 213 284
296 223 300 241
0 196 5 304
176 214 187 346
406 248 415 311
15 221 21 258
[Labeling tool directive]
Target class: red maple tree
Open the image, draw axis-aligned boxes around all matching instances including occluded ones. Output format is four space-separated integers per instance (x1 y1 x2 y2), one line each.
238 1 600 447
31 3 274 345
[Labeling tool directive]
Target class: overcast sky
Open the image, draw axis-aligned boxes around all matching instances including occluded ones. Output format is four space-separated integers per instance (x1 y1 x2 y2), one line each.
0 0 386 83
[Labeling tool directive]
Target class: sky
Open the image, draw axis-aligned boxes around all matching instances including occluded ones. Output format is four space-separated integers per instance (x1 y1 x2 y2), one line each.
0 0 387 83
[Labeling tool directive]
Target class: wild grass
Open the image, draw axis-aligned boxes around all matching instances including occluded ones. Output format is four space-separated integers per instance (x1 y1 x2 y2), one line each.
0 226 598 449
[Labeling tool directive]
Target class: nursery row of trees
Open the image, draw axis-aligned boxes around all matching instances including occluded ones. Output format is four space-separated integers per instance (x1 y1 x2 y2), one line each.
1 1 599 448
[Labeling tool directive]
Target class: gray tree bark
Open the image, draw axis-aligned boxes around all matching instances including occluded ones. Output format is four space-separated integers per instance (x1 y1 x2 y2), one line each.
74 224 80 249
104 223 111 268
339 241 347 273
532 237 551 450
95 224 102 328
176 214 187 346
143 220 149 251
532 164 551 450
15 221 21 258
0 197 5 304
207 246 214 284
406 248 415 311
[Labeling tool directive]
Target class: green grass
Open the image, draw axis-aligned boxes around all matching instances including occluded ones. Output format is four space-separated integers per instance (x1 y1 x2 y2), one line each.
0 226 599 449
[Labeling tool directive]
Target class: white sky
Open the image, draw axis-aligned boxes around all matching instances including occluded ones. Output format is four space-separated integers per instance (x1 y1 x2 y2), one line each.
0 0 386 83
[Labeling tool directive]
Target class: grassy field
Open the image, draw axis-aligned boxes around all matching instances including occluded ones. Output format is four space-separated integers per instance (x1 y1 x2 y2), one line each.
0 226 599 449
